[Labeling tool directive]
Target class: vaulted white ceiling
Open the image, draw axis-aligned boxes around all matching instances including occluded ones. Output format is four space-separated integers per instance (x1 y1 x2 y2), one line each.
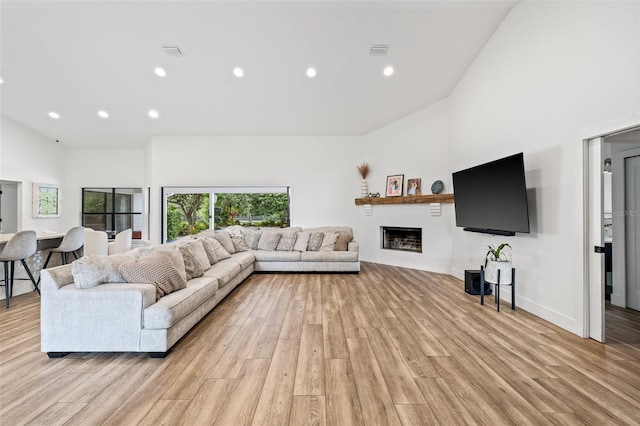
1 1 518 148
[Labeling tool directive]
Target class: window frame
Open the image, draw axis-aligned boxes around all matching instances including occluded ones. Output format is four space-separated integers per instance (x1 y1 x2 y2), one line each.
82 187 148 239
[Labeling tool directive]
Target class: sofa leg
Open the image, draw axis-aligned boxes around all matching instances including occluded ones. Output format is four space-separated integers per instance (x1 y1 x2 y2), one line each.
47 352 68 359
148 352 168 359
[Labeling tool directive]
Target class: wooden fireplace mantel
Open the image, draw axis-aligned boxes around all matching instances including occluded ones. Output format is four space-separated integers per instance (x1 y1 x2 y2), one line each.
354 193 454 206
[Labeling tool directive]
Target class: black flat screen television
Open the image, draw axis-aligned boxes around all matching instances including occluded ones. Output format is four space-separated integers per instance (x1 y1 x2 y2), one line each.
452 152 530 236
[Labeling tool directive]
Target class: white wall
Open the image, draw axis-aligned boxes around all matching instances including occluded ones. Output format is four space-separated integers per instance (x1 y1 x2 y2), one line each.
146 136 362 243
448 0 640 335
357 99 454 273
0 182 19 233
64 148 146 231
0 116 70 232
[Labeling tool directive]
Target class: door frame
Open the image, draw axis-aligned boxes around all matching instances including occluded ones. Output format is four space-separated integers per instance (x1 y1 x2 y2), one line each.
582 118 640 340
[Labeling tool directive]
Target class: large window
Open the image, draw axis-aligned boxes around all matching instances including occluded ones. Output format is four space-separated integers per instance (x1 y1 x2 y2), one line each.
82 188 145 239
162 187 290 243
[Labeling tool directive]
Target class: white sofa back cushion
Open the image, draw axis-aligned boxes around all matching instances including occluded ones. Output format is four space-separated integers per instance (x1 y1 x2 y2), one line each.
72 251 140 289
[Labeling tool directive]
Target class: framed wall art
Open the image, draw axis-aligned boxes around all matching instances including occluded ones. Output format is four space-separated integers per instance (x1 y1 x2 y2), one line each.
385 174 404 197
33 183 61 218
407 178 422 196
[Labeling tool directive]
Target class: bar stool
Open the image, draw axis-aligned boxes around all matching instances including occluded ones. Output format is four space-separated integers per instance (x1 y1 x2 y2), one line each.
0 230 38 308
40 226 85 270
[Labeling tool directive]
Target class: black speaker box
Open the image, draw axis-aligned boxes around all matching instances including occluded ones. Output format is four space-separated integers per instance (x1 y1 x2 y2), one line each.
465 269 492 295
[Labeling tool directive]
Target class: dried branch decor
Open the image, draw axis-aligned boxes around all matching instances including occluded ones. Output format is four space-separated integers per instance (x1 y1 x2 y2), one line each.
357 162 370 180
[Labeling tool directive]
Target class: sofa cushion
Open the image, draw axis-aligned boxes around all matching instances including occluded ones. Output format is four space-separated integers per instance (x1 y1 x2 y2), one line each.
213 231 236 254
320 232 339 252
143 276 219 329
72 252 140 289
229 251 256 269
258 231 281 251
139 244 187 281
240 228 261 250
179 243 206 280
335 231 354 251
119 252 187 300
203 261 242 288
253 250 302 262
307 232 324 251
276 231 297 251
301 251 359 262
293 231 310 252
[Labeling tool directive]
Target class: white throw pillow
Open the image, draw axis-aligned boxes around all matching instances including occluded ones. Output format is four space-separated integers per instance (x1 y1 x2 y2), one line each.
72 252 140 289
293 231 310 252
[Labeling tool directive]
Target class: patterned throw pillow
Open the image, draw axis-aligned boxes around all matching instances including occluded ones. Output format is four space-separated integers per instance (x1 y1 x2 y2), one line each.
293 231 310 252
213 231 236 254
335 231 354 251
139 245 187 281
179 243 206 280
242 229 262 250
276 231 297 251
257 231 281 251
189 240 211 271
307 232 324 251
119 252 187 300
320 232 339 252
230 234 249 252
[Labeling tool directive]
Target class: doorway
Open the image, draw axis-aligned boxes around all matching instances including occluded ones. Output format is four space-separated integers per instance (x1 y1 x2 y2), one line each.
0 180 19 233
586 126 640 343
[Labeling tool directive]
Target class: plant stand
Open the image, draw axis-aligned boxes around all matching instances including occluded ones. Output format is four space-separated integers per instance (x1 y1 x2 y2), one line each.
480 265 515 312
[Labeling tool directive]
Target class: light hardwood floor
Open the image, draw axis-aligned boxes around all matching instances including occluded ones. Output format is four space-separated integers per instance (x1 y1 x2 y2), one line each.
1 262 639 425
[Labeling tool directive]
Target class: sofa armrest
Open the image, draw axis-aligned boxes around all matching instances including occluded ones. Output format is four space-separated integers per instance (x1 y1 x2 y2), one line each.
348 241 359 252
41 283 156 352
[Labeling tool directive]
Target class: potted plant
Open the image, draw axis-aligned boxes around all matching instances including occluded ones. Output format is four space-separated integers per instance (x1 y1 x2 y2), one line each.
484 243 513 284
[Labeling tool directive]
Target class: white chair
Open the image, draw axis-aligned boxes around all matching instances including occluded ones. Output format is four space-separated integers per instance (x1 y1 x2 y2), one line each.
83 228 108 256
108 229 132 255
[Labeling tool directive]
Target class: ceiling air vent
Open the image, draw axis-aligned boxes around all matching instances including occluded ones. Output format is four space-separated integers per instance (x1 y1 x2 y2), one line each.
162 46 183 57
370 45 389 56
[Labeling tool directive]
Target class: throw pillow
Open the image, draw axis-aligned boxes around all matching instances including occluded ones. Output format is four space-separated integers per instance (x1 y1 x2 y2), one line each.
72 252 140 289
197 229 217 239
179 243 206 280
139 245 187 281
208 237 232 261
189 240 211 271
293 231 311 252
276 231 297 251
257 231 281 251
242 229 262 250
335 231 354 251
320 232 339 252
307 232 324 251
119 252 187 300
230 234 250 252
197 237 219 264
213 231 236 254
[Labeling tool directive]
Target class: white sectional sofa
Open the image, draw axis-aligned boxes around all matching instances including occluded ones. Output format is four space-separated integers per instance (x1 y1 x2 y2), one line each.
40 226 358 358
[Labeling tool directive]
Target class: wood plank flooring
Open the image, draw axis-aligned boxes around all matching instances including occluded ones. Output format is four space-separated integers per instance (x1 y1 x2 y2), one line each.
1 262 639 425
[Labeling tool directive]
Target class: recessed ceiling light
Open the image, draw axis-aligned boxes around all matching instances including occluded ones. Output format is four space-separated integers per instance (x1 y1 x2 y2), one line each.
98 110 109 119
148 110 159 119
48 111 60 119
383 66 394 77
154 67 166 77
233 67 244 78
306 67 317 78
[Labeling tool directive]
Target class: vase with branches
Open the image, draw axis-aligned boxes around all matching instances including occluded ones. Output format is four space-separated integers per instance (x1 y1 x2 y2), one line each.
357 162 370 198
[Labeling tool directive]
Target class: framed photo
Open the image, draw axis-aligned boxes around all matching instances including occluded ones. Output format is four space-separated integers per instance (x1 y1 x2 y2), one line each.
407 178 422 196
386 174 404 197
33 183 61 218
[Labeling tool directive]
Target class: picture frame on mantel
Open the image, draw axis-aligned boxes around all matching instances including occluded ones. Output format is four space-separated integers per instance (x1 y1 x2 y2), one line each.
385 174 404 197
407 178 421 196
33 183 61 218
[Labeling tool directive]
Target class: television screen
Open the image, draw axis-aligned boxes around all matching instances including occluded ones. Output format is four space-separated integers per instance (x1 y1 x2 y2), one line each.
452 153 530 236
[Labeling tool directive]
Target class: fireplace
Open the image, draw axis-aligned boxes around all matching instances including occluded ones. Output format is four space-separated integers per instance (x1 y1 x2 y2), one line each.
381 226 422 253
